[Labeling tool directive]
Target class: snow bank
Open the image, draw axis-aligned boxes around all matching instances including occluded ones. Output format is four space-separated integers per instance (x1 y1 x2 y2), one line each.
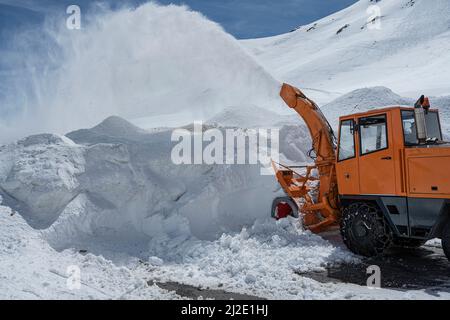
433 96 450 135
0 116 286 256
1 115 354 300
140 217 359 299
0 3 282 143
0 202 180 299
0 197 445 300
4 86 448 258
323 87 412 114
0 134 85 228
321 86 413 128
135 217 450 300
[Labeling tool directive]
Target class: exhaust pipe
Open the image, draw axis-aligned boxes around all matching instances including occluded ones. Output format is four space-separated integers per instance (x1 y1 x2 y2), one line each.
414 95 429 144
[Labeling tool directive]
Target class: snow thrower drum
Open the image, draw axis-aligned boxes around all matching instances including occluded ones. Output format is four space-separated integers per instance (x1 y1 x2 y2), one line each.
271 197 299 220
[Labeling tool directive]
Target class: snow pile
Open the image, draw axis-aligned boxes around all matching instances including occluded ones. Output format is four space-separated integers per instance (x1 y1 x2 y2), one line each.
1 195 445 299
136 217 449 300
323 87 412 114
0 202 180 299
244 0 450 103
0 116 285 255
321 86 413 128
0 115 360 299
5 87 445 258
0 2 282 143
140 218 359 299
433 96 450 135
320 87 450 132
0 135 85 228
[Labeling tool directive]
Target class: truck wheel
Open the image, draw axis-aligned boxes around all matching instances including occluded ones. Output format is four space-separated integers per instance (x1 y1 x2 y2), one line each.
442 221 450 261
340 202 392 257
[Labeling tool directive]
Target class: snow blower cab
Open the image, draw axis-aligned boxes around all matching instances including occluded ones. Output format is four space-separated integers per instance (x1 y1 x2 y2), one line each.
272 83 450 260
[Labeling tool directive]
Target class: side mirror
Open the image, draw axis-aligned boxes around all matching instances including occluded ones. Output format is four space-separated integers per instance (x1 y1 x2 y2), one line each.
414 95 428 143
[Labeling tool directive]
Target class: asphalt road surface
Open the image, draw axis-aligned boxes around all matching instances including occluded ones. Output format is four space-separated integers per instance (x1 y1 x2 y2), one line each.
300 233 450 293
149 281 265 300
150 234 450 299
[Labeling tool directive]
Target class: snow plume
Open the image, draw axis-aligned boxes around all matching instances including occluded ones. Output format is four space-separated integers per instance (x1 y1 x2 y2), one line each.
0 2 280 143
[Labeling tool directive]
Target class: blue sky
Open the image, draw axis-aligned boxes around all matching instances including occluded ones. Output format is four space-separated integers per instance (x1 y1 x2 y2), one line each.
0 0 358 39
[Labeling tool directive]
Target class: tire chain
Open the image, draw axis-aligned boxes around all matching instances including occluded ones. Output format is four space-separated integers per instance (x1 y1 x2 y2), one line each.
341 202 393 256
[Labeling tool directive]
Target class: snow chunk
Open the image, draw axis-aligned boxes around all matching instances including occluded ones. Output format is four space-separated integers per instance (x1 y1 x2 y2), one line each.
148 256 164 267
0 134 85 228
0 203 180 299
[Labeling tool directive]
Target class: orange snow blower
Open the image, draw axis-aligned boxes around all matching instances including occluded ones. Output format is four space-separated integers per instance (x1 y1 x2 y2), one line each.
271 83 450 259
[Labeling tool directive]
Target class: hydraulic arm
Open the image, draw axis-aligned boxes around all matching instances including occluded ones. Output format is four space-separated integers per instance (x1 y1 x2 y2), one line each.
273 84 340 232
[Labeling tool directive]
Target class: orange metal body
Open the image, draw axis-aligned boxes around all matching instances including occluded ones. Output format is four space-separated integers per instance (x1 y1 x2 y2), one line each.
274 84 340 232
336 107 450 200
274 83 450 233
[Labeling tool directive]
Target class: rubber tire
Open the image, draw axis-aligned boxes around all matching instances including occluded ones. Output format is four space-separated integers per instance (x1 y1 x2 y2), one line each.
393 238 425 248
340 202 393 257
442 221 450 262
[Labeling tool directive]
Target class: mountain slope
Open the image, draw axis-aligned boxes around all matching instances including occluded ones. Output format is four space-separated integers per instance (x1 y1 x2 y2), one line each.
243 0 450 103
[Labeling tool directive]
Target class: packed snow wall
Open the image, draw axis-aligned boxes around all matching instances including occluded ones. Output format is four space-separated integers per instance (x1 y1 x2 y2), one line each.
0 115 314 257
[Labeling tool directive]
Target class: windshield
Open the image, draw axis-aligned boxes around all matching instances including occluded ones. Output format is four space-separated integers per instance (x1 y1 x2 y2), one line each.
401 110 442 145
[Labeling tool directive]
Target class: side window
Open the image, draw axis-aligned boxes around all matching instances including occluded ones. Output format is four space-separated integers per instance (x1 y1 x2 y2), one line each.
338 120 355 161
359 114 388 155
401 111 417 145
401 110 443 145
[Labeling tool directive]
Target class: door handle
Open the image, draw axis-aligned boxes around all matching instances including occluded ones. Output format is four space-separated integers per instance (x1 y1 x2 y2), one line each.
381 156 392 160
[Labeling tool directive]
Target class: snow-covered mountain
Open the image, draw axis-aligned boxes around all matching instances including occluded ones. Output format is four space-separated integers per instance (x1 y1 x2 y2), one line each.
243 0 450 103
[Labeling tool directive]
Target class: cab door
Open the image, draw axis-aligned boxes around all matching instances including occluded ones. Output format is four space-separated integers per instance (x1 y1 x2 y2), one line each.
357 113 396 195
336 119 360 195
